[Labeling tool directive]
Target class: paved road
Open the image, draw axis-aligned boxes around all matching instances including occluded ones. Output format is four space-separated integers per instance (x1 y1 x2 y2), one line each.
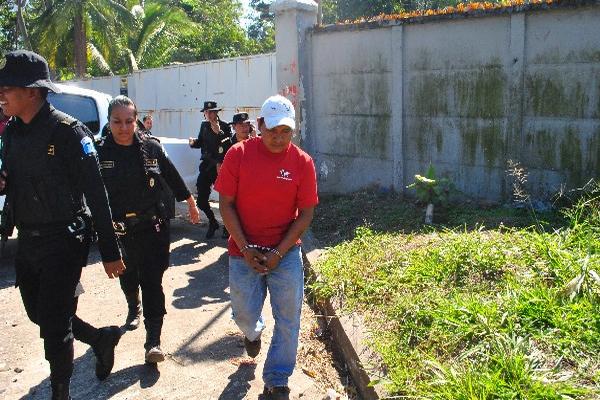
0 207 333 400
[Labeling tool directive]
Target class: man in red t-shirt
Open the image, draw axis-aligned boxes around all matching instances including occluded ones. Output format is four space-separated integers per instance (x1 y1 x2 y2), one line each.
215 95 318 399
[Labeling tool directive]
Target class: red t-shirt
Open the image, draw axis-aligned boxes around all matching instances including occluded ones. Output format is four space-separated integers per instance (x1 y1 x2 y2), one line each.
214 137 318 256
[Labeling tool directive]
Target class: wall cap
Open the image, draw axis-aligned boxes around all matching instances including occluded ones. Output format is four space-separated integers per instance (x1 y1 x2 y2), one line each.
271 0 319 15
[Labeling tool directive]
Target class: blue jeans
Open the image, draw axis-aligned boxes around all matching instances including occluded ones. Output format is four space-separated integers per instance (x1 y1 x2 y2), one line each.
229 245 304 387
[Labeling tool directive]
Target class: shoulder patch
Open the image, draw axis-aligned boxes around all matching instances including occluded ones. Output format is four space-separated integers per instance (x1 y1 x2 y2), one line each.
144 158 158 167
58 115 77 126
80 136 97 156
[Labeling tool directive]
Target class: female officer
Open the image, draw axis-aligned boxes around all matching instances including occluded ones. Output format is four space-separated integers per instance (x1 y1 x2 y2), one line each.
97 95 200 364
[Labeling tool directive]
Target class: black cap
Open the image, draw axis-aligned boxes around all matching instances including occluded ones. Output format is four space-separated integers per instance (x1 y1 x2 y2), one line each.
229 112 250 125
0 50 60 93
201 101 221 112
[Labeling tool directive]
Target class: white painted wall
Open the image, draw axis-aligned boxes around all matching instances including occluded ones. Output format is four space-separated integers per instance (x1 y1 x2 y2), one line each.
63 53 277 139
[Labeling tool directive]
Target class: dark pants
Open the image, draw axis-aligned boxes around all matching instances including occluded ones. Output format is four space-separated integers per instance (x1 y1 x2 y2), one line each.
118 221 170 320
15 231 95 385
196 165 217 223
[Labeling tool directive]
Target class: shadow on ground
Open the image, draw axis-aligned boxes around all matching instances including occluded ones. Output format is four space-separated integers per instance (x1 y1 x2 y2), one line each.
171 251 229 309
218 363 257 400
19 347 160 400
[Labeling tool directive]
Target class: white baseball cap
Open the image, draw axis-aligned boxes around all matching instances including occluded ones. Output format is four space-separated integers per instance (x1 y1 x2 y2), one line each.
260 95 295 130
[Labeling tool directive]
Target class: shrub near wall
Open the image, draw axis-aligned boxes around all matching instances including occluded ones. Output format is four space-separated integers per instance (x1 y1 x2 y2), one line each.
311 190 600 398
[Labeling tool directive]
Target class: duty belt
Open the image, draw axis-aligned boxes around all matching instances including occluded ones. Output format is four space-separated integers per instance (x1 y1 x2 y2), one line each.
19 216 88 240
113 212 162 235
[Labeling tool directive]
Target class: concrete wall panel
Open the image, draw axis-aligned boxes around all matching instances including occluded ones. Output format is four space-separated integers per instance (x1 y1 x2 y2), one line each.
312 29 393 75
404 16 511 71
307 5 600 201
315 155 394 193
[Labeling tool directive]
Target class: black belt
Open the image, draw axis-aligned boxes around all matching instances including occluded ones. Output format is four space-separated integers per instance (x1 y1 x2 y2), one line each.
18 223 68 238
114 212 162 235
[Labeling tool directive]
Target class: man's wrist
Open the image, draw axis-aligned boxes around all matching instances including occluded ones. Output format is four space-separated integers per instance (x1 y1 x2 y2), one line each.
269 248 283 259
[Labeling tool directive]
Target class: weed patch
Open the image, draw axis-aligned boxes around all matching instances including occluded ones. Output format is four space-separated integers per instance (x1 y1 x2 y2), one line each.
311 188 599 398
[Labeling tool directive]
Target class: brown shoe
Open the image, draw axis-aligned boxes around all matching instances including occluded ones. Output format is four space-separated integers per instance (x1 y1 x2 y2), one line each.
244 336 261 358
263 386 290 400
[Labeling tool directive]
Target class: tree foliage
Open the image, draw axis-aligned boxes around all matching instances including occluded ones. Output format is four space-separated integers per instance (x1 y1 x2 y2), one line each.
0 0 17 52
246 0 274 53
2 0 275 77
320 0 468 23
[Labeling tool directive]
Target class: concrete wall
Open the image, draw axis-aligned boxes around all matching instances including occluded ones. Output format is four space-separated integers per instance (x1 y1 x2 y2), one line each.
63 53 277 139
305 5 600 201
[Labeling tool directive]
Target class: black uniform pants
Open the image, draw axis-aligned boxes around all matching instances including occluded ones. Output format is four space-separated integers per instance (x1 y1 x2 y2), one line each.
196 165 218 223
118 221 170 320
15 231 93 385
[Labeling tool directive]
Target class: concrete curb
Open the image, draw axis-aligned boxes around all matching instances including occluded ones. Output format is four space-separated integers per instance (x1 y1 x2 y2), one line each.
301 230 381 400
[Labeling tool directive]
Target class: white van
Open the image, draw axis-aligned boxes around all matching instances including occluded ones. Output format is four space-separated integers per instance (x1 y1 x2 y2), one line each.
49 83 112 136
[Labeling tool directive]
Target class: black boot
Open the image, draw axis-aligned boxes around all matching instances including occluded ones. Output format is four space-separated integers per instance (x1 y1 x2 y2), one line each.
124 291 142 330
206 219 219 239
144 317 165 364
51 382 71 400
93 326 122 380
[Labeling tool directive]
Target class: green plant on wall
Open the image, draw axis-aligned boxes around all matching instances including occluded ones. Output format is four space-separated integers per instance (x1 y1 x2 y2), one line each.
407 163 451 224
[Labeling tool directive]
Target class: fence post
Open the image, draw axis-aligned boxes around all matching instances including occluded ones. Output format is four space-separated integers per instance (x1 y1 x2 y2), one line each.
271 0 318 145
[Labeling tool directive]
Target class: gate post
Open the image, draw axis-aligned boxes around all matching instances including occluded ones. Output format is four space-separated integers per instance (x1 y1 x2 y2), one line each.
271 0 318 144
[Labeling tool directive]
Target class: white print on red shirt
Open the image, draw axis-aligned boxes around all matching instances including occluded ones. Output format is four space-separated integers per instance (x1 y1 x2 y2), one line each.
277 169 292 181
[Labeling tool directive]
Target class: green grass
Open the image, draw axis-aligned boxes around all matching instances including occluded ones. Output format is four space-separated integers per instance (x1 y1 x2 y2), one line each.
311 189 599 399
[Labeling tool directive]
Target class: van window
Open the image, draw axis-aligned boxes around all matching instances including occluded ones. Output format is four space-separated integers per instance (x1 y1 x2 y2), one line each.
48 93 100 134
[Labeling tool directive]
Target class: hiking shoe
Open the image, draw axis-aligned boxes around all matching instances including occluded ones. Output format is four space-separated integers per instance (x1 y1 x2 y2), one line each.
145 346 165 364
263 386 290 400
244 336 261 358
206 220 219 239
93 326 121 380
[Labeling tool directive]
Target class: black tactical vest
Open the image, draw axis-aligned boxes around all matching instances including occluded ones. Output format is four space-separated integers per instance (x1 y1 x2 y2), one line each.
4 109 85 227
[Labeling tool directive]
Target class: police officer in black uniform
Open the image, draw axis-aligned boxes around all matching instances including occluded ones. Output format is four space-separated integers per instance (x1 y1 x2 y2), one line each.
0 51 126 400
215 112 256 240
229 112 257 144
189 101 232 238
97 95 200 364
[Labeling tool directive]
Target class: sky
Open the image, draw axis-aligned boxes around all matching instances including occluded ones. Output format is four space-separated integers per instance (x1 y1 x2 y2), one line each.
240 0 255 28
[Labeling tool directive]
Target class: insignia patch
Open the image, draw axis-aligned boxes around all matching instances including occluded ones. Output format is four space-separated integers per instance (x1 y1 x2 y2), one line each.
149 177 155 188
47 144 55 156
0 55 5 69
144 159 158 167
100 160 115 169
81 136 96 155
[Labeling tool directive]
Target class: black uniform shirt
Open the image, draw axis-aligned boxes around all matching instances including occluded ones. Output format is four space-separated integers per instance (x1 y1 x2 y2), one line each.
189 119 232 171
97 132 190 221
0 102 121 262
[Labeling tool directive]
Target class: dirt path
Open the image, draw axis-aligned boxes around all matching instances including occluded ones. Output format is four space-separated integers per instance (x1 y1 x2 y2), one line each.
0 206 350 399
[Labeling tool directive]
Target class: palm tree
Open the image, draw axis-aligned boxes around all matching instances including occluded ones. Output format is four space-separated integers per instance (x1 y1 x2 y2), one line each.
32 0 134 77
90 1 200 75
